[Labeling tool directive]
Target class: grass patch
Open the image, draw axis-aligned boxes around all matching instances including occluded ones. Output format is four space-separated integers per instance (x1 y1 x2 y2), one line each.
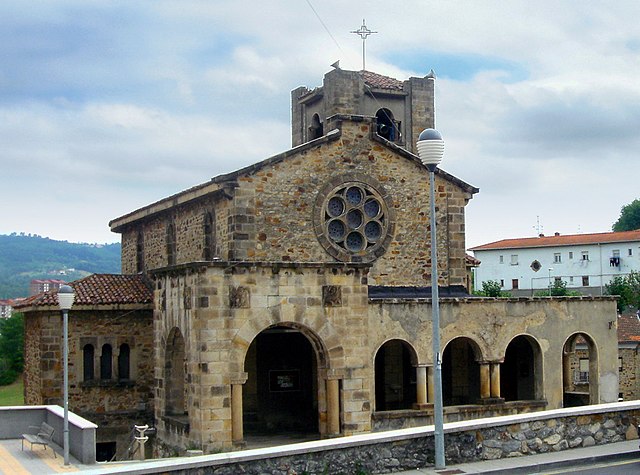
0 375 24 406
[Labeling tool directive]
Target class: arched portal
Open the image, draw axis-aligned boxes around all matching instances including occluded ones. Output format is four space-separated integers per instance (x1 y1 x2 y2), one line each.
442 337 482 406
165 327 187 417
243 325 319 435
562 333 599 407
374 339 417 411
501 335 542 401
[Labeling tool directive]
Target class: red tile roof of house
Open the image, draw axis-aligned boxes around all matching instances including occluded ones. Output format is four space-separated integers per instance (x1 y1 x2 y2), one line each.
465 254 481 266
470 229 640 251
618 313 640 343
361 70 404 90
14 274 153 309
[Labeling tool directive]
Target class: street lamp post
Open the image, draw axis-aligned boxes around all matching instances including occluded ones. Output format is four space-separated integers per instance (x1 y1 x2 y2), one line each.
417 128 445 470
548 268 553 296
58 285 75 466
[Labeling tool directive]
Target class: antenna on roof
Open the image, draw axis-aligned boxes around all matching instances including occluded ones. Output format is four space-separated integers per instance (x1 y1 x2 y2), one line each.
351 19 377 71
533 216 543 237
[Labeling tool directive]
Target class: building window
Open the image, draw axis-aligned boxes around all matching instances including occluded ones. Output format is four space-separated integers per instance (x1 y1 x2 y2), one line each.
554 253 561 263
581 251 589 261
83 344 95 381
577 358 589 382
568 251 573 259
100 344 113 380
499 255 504 264
118 344 130 380
569 276 574 284
309 113 323 140
203 212 216 260
512 278 519 289
500 279 504 287
136 232 144 273
510 254 518 265
582 276 590 286
629 248 633 256
166 223 176 266
375 108 399 142
619 357 623 371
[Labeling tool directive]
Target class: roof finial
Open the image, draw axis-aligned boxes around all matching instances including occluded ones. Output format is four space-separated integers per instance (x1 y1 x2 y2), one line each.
351 19 377 71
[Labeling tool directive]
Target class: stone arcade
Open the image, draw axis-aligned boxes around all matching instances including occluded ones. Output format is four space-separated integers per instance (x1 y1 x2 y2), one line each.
21 68 619 457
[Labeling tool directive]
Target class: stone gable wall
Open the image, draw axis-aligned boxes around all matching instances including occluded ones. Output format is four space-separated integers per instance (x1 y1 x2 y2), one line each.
122 119 472 289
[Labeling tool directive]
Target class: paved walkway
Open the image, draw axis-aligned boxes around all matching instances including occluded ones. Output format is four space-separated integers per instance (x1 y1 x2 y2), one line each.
394 439 640 474
0 438 89 475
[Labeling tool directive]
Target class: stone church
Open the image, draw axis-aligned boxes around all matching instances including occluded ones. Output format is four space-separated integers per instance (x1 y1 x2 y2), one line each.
21 67 619 457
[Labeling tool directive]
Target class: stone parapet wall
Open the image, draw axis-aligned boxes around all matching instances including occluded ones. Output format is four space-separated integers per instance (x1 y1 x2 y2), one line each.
92 403 640 474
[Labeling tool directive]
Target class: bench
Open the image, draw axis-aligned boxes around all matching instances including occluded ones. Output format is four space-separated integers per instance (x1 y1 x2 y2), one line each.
21 422 56 458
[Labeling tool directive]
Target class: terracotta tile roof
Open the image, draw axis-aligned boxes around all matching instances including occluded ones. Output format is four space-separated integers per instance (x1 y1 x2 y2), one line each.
618 313 640 343
361 70 404 91
14 274 153 309
470 229 640 251
465 254 481 266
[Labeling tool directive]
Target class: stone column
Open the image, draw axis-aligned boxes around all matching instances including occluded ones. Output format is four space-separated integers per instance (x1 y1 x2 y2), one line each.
563 350 573 390
427 365 435 404
490 363 501 399
231 373 248 445
480 362 491 399
326 377 340 436
415 365 428 407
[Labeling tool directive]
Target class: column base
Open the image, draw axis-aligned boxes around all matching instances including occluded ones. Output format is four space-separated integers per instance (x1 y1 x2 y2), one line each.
232 440 247 449
412 403 434 410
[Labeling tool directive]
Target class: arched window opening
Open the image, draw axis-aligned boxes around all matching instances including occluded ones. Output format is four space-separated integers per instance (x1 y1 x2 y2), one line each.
100 344 113 380
165 328 187 417
166 223 176 266
203 212 216 260
83 344 95 381
118 343 130 380
136 232 144 273
562 333 599 407
375 108 399 142
442 337 481 406
501 336 542 401
374 340 416 411
309 114 323 140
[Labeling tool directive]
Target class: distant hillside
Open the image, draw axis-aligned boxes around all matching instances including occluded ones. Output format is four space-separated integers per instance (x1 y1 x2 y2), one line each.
0 234 121 299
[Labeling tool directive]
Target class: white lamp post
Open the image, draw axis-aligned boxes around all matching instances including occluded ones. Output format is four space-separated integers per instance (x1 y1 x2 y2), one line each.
416 128 445 470
548 268 553 296
58 285 75 466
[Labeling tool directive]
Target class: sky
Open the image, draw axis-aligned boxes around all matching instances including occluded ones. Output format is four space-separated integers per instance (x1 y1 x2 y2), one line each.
2 1 639 249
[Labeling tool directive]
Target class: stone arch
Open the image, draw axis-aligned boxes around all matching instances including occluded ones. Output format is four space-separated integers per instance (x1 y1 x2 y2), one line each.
309 113 323 140
375 108 399 142
373 339 418 411
562 332 599 407
442 336 483 406
165 327 187 417
500 334 543 401
242 322 328 436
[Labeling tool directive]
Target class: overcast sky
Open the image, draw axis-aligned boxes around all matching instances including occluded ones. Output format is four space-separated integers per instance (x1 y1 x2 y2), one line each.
2 1 639 249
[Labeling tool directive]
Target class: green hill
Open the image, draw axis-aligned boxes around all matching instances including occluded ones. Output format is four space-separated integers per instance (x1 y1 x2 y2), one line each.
0 234 121 299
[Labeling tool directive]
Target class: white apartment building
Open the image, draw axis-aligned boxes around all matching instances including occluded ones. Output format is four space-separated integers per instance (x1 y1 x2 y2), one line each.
470 230 640 296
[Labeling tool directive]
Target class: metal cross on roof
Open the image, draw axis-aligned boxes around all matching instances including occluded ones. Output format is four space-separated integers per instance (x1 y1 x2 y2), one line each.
351 19 377 71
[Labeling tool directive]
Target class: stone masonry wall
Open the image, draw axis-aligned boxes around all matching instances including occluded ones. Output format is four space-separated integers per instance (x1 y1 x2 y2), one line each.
619 347 639 400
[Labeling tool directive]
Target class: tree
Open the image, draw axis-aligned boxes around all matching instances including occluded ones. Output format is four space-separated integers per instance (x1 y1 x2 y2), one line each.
604 271 640 313
0 312 24 385
613 198 640 232
476 280 510 297
534 279 582 297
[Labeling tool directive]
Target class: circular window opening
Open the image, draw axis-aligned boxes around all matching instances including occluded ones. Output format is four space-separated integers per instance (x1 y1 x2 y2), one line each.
318 181 391 260
345 232 365 252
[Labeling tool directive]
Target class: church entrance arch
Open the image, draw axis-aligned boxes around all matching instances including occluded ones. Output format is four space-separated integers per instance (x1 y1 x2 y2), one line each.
442 337 482 406
374 339 417 411
500 335 542 401
243 325 320 436
562 333 599 407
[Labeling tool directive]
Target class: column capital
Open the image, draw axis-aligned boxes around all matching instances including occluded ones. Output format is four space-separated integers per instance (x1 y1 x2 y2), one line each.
230 372 248 385
325 368 345 380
